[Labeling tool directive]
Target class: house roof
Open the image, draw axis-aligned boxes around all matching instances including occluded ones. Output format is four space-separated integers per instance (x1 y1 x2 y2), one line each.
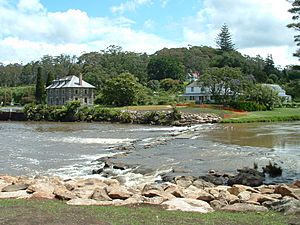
46 75 95 89
186 81 202 88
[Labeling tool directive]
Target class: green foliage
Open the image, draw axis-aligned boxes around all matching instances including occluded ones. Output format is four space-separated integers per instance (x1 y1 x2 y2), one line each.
147 56 185 81
216 24 235 52
35 67 45 104
46 71 55 87
23 103 182 125
286 80 300 99
229 101 267 111
101 72 148 106
0 86 35 105
200 66 249 103
287 0 300 58
245 84 282 110
159 78 183 92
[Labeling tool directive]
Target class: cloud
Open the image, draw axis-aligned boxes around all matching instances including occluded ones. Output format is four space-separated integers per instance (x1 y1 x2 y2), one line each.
182 0 298 66
111 0 152 14
0 0 178 64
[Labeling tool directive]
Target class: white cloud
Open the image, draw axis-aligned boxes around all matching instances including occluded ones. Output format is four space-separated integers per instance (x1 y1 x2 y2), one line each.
160 0 169 8
111 0 152 14
0 0 178 64
17 0 45 13
182 0 298 66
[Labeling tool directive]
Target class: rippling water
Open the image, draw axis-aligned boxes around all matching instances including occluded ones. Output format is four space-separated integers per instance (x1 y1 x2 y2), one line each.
0 121 299 184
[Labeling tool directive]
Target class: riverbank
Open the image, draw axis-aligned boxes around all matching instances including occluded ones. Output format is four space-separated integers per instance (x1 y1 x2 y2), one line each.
220 108 300 123
0 199 297 225
0 174 299 216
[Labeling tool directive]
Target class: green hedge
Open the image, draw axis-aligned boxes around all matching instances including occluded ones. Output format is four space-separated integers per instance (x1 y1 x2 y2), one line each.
23 102 181 125
229 101 267 111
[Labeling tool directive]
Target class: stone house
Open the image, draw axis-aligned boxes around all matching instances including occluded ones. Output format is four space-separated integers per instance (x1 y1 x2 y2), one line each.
46 75 95 106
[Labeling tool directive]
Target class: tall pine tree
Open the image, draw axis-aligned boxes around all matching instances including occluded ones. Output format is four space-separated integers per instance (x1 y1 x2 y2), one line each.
35 67 45 104
46 71 55 87
216 24 235 52
287 0 300 59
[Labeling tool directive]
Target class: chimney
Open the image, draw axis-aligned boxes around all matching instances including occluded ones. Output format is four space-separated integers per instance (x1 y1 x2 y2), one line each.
79 73 83 86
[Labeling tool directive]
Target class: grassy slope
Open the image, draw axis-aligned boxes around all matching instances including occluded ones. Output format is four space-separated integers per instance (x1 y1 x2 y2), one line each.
221 108 300 123
0 199 297 225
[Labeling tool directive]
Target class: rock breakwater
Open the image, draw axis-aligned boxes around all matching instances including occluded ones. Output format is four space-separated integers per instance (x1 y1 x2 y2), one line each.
1 174 299 214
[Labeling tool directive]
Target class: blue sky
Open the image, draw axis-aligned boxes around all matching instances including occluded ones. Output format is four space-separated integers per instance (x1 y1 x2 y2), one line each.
0 0 298 66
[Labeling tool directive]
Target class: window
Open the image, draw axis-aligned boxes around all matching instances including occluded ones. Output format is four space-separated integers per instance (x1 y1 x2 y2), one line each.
75 89 78 94
191 87 194 92
84 98 88 104
75 98 78 101
85 89 88 95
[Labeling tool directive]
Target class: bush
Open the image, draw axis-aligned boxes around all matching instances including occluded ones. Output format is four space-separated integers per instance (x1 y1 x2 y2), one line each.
229 101 267 111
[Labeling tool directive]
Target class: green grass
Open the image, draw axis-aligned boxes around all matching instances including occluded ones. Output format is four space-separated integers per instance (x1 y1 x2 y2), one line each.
0 199 297 225
221 108 300 123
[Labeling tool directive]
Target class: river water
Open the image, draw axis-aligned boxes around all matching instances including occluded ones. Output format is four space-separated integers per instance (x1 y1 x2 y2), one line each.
0 121 299 184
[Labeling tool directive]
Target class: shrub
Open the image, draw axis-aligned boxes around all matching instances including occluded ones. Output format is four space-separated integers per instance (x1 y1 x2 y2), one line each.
229 101 267 111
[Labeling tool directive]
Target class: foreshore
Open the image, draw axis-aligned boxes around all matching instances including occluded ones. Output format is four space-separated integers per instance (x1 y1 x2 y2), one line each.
1 171 299 214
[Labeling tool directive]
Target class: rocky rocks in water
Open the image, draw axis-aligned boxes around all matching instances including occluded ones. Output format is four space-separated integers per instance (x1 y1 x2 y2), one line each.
227 168 265 187
221 203 268 212
175 176 194 188
199 174 225 186
162 198 214 213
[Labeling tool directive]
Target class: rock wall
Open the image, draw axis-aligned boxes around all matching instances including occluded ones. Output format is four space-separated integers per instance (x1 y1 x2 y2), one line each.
1 175 299 214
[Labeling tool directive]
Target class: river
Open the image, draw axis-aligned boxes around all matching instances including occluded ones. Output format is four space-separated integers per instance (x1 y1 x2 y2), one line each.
0 121 299 184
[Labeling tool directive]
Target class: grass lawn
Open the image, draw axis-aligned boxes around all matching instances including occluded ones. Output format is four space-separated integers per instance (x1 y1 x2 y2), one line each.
0 199 298 225
221 108 300 123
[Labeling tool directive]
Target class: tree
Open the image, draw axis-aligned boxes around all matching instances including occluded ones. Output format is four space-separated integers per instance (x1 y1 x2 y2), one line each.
35 67 45 104
287 0 300 58
46 71 55 87
199 66 248 103
100 72 147 106
245 84 281 110
147 56 185 81
216 24 235 52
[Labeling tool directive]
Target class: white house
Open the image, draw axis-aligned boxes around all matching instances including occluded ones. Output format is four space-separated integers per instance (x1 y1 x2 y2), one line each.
262 84 292 102
181 81 213 103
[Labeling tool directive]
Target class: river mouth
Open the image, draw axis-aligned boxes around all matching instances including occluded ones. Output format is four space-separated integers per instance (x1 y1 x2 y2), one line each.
0 121 299 185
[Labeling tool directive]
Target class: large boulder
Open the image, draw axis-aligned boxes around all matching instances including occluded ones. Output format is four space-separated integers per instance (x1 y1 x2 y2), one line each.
263 199 300 215
183 186 214 202
227 168 265 187
1 184 29 192
0 190 31 199
53 186 77 200
175 176 195 188
91 188 112 201
193 179 215 189
107 185 132 200
222 203 268 212
164 185 184 198
275 184 300 200
161 198 214 213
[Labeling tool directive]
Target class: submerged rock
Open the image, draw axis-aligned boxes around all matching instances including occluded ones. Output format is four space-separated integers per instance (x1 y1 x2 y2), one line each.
263 199 300 215
227 168 265 187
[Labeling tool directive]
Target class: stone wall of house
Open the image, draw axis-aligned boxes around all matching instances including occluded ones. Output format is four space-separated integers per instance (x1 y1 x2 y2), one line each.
47 88 94 106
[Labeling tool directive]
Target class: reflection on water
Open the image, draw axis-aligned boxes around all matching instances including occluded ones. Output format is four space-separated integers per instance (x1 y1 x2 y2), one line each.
207 122 300 149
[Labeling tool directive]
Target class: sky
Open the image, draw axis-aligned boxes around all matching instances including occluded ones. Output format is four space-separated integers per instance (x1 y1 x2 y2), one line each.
0 0 299 67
